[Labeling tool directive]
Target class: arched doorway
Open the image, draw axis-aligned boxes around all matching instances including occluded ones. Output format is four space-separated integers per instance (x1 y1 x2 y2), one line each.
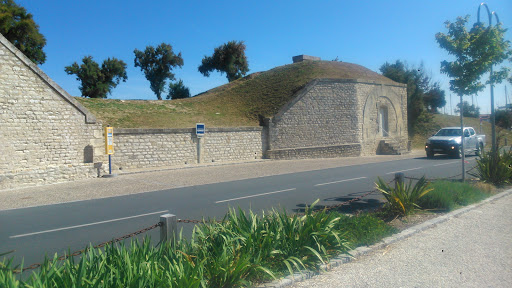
379 106 389 137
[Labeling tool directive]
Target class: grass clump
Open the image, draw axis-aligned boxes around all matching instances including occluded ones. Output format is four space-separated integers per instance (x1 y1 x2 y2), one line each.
336 214 397 247
418 180 493 211
375 176 433 216
471 150 512 186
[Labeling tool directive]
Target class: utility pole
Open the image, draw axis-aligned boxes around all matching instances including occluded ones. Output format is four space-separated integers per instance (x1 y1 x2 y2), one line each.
506 86 509 110
460 94 465 182
450 94 453 115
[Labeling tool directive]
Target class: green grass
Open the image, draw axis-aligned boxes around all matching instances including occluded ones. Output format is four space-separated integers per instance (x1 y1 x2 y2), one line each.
77 61 395 128
336 213 397 247
418 180 493 211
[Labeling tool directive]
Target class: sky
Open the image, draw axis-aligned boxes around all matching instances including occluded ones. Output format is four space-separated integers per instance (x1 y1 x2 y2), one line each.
13 0 512 115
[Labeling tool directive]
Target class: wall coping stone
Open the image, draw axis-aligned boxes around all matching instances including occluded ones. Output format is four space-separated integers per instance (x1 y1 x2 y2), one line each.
114 126 263 135
0 32 97 124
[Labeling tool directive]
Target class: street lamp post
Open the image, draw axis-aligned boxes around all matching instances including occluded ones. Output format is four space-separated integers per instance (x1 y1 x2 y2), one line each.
477 3 500 155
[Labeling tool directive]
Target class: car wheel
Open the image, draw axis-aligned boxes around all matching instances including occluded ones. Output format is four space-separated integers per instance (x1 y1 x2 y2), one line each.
453 146 462 159
426 150 434 159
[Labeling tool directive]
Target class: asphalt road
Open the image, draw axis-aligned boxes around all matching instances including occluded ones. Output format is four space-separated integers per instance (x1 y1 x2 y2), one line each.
0 155 478 269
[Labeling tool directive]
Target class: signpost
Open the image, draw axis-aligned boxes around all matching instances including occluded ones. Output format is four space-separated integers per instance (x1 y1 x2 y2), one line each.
104 126 114 175
196 123 205 138
196 123 204 163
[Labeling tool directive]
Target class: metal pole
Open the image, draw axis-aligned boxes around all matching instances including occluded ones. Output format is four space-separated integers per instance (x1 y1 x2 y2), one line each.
460 94 465 182
109 154 112 175
478 3 499 156
491 65 496 155
394 172 404 190
197 137 202 164
160 214 177 247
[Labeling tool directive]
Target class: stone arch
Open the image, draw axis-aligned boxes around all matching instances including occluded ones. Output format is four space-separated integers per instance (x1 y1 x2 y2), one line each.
362 86 403 141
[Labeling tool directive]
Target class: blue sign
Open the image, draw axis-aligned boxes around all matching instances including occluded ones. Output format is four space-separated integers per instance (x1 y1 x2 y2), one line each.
196 123 205 137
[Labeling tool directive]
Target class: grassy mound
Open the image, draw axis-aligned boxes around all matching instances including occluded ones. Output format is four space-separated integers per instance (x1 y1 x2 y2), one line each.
77 61 394 128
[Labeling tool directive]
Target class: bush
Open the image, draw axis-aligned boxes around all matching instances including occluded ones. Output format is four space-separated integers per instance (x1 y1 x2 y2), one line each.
418 180 491 210
375 176 433 216
471 150 512 185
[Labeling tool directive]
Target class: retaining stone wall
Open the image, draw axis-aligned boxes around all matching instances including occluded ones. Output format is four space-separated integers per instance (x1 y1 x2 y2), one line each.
111 127 266 170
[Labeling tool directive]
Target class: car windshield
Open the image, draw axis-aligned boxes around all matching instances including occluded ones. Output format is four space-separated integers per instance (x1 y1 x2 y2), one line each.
435 129 462 136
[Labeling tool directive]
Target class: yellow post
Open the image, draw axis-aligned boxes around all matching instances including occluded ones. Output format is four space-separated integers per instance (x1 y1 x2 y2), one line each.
105 126 114 155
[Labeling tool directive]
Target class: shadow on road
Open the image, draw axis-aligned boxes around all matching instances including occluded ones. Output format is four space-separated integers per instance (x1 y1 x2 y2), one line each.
293 191 383 214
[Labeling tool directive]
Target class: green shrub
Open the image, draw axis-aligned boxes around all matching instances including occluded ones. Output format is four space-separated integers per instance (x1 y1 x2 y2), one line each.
375 176 433 216
336 214 397 247
472 150 512 185
418 180 491 210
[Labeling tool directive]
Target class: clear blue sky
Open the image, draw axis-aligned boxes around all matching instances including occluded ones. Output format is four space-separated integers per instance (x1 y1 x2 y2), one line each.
15 0 512 114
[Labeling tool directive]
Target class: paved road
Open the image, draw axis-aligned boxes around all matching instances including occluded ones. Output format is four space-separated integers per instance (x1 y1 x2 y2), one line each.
290 192 512 288
0 153 478 268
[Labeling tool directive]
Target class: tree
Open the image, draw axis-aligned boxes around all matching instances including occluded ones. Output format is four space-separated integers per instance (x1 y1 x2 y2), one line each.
380 60 445 135
0 0 46 64
455 101 480 118
167 79 190 100
495 110 512 129
134 43 183 100
436 15 511 98
423 83 446 113
198 40 249 82
65 56 127 98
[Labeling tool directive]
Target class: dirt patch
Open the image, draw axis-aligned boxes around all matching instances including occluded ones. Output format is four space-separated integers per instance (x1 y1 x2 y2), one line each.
387 211 445 231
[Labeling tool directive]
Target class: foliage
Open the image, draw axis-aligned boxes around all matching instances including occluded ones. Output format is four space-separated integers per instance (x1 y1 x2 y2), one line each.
134 43 184 100
418 180 491 211
167 79 190 100
454 101 480 118
336 214 396 247
380 60 445 135
375 176 434 216
495 110 512 129
436 15 512 97
65 56 127 98
0 0 46 64
2 202 377 288
423 83 446 113
471 149 512 185
198 40 249 82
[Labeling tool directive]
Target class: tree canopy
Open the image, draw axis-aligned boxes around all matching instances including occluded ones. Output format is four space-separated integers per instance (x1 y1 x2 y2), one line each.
65 56 127 98
436 15 511 97
0 0 46 64
198 40 249 82
134 43 184 100
455 101 480 118
167 79 190 100
380 60 445 135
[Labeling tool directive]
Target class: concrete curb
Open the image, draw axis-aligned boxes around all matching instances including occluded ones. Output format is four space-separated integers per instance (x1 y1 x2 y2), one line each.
253 188 512 288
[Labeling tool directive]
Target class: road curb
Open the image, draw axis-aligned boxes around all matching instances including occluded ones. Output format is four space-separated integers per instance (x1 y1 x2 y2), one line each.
253 188 512 288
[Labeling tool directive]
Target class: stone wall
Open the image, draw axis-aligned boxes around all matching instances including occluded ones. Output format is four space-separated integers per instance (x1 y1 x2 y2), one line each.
111 127 266 170
266 79 407 159
358 82 408 156
0 34 103 190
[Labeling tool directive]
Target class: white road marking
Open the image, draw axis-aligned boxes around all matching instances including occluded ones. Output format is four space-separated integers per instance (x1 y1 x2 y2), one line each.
215 188 296 204
10 210 169 239
315 176 367 186
385 167 423 175
433 161 458 167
